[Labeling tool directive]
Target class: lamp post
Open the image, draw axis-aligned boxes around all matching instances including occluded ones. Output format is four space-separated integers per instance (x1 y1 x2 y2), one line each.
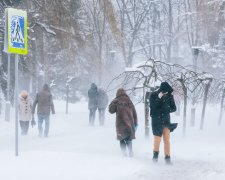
191 46 200 127
38 68 45 91
65 73 75 114
109 50 116 62
192 47 200 73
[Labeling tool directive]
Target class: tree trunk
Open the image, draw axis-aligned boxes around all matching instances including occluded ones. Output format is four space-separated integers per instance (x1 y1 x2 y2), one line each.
179 78 187 136
200 79 212 130
144 91 151 138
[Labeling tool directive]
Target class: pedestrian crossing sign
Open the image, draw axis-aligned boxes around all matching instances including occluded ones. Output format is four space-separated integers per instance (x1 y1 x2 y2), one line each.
4 8 28 55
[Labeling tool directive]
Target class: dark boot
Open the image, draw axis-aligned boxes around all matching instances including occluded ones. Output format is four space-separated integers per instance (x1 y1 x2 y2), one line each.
165 155 172 165
153 151 159 162
120 140 127 157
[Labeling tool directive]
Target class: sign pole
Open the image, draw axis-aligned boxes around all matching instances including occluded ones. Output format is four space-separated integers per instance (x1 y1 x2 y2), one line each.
5 53 11 121
4 8 28 156
15 54 19 156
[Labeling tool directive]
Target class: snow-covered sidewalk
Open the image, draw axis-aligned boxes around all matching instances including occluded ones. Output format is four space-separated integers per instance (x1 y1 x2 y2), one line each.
0 101 224 180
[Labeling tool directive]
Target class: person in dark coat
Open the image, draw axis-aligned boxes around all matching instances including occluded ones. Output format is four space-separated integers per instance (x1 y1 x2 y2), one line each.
32 84 55 137
149 82 177 164
97 88 109 126
109 88 138 157
88 83 98 126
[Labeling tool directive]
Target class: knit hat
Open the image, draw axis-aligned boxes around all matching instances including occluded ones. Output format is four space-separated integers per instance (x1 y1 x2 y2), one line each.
20 90 28 98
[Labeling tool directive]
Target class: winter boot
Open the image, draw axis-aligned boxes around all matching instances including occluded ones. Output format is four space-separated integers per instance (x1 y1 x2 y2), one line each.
120 140 127 157
165 155 172 165
153 151 159 162
127 140 134 157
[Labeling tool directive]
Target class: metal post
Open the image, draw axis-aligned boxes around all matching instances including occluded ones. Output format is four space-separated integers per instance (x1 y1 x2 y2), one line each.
193 54 197 73
191 47 200 127
15 54 19 156
191 53 197 127
5 53 11 121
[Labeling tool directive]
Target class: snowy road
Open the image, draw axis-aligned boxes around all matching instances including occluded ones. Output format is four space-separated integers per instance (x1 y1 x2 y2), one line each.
0 101 224 180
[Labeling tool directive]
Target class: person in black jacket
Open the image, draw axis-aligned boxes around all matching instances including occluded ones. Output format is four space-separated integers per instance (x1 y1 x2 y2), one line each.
88 83 98 126
149 82 177 164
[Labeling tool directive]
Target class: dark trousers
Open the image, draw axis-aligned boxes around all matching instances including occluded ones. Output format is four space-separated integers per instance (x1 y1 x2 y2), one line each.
98 109 105 126
38 114 50 137
89 109 96 126
120 136 133 157
19 121 29 135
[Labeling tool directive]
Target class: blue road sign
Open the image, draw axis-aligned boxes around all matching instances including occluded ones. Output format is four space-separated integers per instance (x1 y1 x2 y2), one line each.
4 8 28 55
11 15 25 48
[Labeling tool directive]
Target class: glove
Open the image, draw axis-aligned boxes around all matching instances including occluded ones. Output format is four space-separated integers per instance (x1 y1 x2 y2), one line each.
31 118 36 128
133 124 138 132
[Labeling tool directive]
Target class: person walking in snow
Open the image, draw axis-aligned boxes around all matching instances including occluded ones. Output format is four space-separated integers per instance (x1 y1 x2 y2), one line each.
88 83 98 126
32 84 55 137
18 90 33 135
109 88 138 157
97 88 109 126
149 82 177 164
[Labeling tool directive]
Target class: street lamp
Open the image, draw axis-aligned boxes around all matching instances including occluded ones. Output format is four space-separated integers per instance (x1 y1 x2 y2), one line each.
38 68 45 90
109 50 116 62
192 46 200 72
191 46 200 127
65 73 75 114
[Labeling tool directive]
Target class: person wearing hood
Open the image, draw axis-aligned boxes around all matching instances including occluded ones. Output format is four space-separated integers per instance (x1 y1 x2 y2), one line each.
109 88 138 157
97 88 109 126
149 82 177 164
18 90 33 135
88 83 98 126
32 84 55 137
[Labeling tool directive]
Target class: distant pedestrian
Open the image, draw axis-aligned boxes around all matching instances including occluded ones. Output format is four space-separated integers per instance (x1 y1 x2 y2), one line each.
18 90 33 135
109 88 138 157
88 83 98 126
149 82 177 164
32 84 55 137
97 88 109 126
